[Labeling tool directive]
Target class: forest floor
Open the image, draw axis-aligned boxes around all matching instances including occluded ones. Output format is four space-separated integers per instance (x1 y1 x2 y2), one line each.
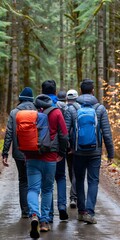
0 150 120 203
100 159 120 203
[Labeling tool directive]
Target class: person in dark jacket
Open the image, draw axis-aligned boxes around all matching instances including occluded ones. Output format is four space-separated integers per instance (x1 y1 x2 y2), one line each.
42 80 69 222
65 89 80 209
2 87 36 218
56 90 68 117
74 79 114 224
24 94 68 238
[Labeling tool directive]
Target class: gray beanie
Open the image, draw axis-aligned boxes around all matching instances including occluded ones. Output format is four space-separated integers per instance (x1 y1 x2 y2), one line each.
34 94 52 109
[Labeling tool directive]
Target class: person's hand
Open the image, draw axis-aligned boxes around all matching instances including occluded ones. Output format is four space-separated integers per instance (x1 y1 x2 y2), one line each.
2 157 9 167
56 155 63 162
106 158 113 166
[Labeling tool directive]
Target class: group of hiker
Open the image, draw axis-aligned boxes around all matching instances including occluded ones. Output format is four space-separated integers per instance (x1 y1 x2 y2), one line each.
1 79 114 239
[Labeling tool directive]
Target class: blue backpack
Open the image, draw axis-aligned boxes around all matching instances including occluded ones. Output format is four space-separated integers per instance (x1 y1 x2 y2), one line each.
75 103 100 151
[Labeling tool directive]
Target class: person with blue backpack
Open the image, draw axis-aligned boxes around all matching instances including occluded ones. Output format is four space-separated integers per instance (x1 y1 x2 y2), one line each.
74 79 114 224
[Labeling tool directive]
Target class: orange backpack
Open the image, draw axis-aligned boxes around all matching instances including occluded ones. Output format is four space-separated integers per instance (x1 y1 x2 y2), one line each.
16 108 54 152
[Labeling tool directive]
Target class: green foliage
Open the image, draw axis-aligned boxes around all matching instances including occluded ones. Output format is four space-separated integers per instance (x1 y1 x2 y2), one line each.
0 6 11 58
0 139 4 151
73 0 112 35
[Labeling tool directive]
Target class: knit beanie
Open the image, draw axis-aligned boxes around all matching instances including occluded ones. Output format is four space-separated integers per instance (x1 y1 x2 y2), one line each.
57 90 67 101
19 87 34 102
34 94 52 109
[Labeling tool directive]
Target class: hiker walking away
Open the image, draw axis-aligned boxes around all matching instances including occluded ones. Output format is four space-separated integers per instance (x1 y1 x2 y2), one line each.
2 87 36 218
56 90 68 116
65 89 80 209
42 80 69 221
74 79 114 224
24 94 68 238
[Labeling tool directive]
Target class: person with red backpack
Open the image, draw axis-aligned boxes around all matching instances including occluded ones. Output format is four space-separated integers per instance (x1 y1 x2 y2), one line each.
24 94 68 239
2 87 36 218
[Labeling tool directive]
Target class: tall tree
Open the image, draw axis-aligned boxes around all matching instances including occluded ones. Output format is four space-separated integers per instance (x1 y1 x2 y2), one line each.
11 0 19 108
97 7 104 103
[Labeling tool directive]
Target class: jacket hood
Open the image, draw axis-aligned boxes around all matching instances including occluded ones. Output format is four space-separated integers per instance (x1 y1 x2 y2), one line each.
56 101 68 111
76 94 98 105
35 94 52 109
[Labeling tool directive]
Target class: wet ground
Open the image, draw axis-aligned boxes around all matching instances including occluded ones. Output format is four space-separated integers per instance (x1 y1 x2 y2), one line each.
0 157 120 240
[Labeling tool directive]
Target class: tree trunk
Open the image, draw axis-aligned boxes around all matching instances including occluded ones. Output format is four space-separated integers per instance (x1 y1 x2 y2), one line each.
11 0 19 108
108 1 115 86
22 7 30 86
97 8 104 103
59 0 64 89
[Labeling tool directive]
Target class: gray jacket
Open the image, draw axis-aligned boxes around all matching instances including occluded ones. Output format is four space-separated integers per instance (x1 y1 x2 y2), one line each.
2 101 36 160
66 94 114 158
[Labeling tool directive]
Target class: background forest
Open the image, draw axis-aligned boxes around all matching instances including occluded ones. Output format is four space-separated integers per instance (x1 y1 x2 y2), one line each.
0 0 120 159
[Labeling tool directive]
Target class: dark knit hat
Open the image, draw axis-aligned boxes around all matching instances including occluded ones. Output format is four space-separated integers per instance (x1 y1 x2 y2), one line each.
19 87 34 102
57 90 66 101
35 94 52 109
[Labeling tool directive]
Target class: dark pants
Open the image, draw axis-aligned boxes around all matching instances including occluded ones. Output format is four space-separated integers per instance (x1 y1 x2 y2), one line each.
15 159 29 215
73 155 101 216
49 157 67 221
55 157 67 210
66 152 77 201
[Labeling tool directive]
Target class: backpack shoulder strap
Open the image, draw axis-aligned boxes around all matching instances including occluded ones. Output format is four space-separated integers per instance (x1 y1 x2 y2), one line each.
43 106 57 115
72 102 81 110
93 103 101 111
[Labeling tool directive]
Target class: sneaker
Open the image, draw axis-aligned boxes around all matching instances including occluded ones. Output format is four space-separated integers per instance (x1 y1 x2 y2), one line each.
30 214 40 239
78 211 86 221
40 222 51 232
70 199 77 209
59 210 68 221
83 213 97 224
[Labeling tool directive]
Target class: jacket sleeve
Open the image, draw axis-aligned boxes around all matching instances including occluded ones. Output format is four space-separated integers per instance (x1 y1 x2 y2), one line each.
2 111 14 158
57 110 68 157
100 106 114 159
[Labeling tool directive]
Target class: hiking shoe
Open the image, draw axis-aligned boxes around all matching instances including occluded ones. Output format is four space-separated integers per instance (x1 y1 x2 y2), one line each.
78 212 86 221
59 210 68 221
40 222 51 232
30 214 40 239
70 199 77 209
83 213 97 224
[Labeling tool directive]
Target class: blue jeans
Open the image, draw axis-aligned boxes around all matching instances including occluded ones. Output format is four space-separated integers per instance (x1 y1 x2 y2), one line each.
26 159 56 223
15 159 29 215
49 158 67 221
73 155 101 216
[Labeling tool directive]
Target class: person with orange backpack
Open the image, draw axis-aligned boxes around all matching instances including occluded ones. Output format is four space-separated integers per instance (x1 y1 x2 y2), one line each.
2 87 36 218
19 94 68 239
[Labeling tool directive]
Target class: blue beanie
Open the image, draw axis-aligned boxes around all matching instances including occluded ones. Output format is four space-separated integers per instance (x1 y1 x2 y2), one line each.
19 87 34 102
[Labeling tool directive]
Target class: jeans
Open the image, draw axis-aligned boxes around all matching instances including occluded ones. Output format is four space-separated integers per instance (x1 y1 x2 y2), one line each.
49 158 67 221
26 159 56 223
15 159 29 215
66 152 77 201
73 155 101 216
